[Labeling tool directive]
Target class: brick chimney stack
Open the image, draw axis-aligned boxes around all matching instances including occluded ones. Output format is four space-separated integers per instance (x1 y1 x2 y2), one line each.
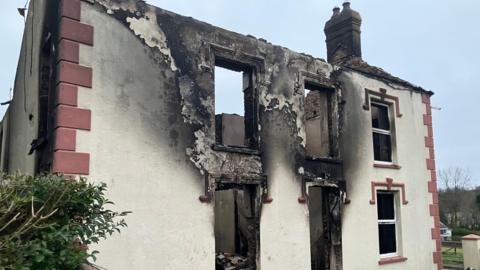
324 2 362 63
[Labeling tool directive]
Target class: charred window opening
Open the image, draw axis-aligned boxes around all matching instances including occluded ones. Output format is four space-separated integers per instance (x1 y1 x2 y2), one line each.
0 115 9 173
215 184 260 269
371 102 394 162
377 192 399 256
304 82 332 158
0 128 4 172
35 31 56 173
34 2 61 173
308 187 327 270
214 58 257 149
308 186 343 270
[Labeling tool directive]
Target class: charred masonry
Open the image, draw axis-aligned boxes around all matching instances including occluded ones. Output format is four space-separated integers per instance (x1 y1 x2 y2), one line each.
4 0 440 269
87 1 344 269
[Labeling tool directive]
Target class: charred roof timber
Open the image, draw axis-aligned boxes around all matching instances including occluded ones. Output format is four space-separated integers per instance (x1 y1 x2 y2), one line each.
324 2 362 63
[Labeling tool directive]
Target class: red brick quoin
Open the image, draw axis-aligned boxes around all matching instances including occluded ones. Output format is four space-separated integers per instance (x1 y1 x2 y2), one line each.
423 94 443 270
53 0 93 176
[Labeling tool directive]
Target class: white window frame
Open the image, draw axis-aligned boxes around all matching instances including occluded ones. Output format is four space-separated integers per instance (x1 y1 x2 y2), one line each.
371 101 394 164
377 191 399 258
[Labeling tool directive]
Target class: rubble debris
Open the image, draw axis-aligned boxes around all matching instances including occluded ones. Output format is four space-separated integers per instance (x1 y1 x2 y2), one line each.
215 252 250 270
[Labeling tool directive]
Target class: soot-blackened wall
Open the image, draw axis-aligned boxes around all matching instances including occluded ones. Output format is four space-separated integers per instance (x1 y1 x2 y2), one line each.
53 1 345 269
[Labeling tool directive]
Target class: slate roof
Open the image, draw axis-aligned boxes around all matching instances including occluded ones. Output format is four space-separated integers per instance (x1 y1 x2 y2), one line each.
338 56 433 95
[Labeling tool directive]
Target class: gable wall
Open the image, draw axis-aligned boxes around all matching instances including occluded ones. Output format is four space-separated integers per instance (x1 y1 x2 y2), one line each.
339 70 438 270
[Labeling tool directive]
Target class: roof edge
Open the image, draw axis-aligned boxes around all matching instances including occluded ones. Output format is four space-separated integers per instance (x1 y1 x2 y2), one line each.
337 57 434 96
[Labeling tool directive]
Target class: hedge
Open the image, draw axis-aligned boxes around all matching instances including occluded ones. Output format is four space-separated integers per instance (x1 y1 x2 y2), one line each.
0 174 130 270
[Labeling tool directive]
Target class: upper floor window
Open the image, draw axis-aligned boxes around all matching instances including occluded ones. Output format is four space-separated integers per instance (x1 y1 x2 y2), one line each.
214 58 258 149
371 102 393 162
304 82 332 158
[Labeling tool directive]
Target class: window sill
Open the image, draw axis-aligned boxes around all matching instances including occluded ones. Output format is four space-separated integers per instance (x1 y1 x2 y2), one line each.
378 256 407 265
374 163 401 169
212 144 260 155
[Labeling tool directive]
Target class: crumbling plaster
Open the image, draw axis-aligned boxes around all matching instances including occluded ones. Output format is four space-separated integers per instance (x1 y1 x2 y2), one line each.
88 0 339 178
0 0 440 269
77 0 344 269
77 2 214 269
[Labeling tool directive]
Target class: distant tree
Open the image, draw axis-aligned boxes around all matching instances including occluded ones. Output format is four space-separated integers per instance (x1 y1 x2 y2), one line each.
439 167 472 191
476 193 480 211
439 167 472 227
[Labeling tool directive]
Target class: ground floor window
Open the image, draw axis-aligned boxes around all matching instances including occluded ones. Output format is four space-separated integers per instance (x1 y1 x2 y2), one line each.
214 184 260 269
377 191 398 256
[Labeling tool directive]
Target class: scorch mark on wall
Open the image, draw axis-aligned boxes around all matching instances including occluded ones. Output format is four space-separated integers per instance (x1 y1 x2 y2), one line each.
94 0 177 71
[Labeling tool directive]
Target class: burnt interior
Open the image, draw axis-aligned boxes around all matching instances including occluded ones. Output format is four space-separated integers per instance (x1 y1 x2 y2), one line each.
304 81 334 159
308 186 344 270
309 186 326 270
215 183 261 270
214 58 257 150
35 1 60 173
302 78 344 270
0 129 3 172
0 1 438 269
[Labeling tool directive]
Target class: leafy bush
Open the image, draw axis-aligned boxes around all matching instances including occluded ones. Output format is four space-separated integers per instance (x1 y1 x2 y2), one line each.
452 227 476 236
0 174 130 270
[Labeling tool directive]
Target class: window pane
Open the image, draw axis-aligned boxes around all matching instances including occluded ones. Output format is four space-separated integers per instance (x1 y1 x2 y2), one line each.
371 104 390 130
379 224 397 254
377 193 395 220
373 133 392 162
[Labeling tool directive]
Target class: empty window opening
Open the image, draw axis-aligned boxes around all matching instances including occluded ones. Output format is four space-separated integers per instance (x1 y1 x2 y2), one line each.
215 185 260 269
0 120 9 173
371 102 393 162
36 29 56 173
308 187 328 270
377 192 398 256
305 82 331 157
215 66 244 117
214 59 256 148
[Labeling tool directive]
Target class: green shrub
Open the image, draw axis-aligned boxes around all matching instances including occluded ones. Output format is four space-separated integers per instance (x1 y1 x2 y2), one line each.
452 227 475 236
0 174 130 270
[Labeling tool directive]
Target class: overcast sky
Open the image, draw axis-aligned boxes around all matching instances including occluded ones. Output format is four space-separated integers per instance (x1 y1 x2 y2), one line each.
1 0 479 185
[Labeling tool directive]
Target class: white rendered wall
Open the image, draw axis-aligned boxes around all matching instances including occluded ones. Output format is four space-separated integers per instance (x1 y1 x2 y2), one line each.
339 71 436 270
260 149 311 270
76 3 214 269
6 0 48 174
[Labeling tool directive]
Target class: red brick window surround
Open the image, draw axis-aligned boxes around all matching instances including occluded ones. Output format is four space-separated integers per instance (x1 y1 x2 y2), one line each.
369 178 408 206
363 88 402 118
371 178 408 265
53 0 93 176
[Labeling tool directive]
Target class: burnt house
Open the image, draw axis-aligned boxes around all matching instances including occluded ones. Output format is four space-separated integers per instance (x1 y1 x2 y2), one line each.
0 0 442 269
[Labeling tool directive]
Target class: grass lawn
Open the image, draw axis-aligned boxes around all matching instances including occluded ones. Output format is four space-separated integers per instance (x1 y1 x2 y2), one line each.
442 246 463 266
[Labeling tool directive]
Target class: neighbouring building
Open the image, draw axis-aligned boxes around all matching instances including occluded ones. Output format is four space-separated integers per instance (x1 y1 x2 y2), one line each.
0 0 442 269
440 222 452 241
